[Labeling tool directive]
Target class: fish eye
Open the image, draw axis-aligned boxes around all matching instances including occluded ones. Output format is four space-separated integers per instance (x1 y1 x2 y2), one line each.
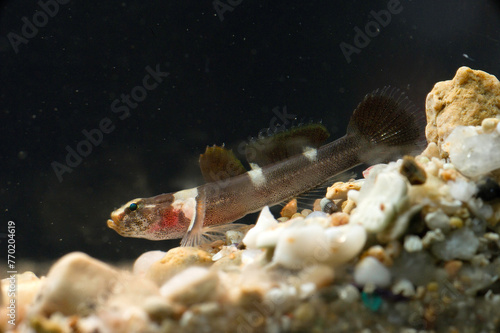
129 203 138 211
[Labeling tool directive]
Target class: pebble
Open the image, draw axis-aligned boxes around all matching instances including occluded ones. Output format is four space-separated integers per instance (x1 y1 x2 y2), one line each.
362 245 393 266
272 225 328 269
243 206 278 249
225 229 246 245
160 267 219 306
281 199 297 218
481 118 499 133
320 197 338 214
329 212 350 226
143 296 183 322
326 181 362 201
392 279 415 297
337 284 360 303
325 224 367 266
476 177 500 201
349 171 409 233
28 252 119 317
301 209 312 217
422 229 445 247
444 260 463 278
293 265 335 289
354 257 391 288
431 227 479 260
133 250 167 276
449 216 464 229
146 247 213 286
400 155 427 185
404 235 423 253
425 209 451 232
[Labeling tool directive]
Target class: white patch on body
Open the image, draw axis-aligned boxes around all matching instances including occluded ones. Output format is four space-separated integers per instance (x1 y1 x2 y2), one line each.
248 166 266 187
172 187 198 231
302 147 318 162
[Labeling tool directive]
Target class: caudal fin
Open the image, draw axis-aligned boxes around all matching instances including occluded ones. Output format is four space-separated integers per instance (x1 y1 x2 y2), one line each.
347 87 427 160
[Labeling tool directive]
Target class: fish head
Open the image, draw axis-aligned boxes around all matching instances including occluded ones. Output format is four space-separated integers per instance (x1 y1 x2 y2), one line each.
107 191 195 241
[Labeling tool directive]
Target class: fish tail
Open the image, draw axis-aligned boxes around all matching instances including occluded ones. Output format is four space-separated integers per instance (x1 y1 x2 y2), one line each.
347 87 427 160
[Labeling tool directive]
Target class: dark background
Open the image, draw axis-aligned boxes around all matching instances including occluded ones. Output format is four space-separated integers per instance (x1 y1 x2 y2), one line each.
1 0 500 267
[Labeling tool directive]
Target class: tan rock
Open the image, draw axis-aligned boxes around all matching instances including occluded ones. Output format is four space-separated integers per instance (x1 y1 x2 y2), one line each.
280 198 297 218
211 249 243 271
146 247 213 286
289 264 335 289
326 181 361 201
159 267 219 306
425 66 500 155
27 252 119 317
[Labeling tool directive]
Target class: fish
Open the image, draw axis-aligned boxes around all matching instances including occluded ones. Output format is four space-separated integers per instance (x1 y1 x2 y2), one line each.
107 87 426 246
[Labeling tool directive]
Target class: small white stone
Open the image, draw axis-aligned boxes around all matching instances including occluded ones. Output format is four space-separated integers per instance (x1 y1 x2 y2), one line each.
298 282 316 299
431 227 480 261
484 232 500 241
325 224 367 266
422 229 446 247
338 284 360 303
448 178 477 202
272 225 328 269
392 279 415 297
425 210 450 232
133 250 166 276
212 245 238 261
243 206 278 249
404 235 423 252
241 249 265 266
349 172 408 233
354 257 391 288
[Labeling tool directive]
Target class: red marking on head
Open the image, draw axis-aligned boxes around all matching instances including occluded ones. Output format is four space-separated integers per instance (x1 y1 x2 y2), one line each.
160 208 180 228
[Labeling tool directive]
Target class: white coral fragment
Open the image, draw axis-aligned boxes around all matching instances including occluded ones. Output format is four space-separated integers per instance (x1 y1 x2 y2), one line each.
242 206 278 249
349 171 409 233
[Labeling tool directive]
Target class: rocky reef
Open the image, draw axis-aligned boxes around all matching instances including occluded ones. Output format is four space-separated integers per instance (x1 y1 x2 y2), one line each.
2 67 500 332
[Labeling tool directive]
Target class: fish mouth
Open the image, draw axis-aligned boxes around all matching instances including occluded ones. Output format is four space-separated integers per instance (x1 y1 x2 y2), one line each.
107 219 119 231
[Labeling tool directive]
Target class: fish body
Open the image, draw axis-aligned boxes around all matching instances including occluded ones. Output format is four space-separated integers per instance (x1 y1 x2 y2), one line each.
107 88 426 246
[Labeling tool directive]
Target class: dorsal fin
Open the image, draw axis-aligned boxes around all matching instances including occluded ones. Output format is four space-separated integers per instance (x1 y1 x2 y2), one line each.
199 145 247 182
245 123 330 167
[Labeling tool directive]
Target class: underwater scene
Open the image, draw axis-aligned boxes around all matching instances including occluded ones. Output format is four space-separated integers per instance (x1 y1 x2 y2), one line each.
2 1 500 332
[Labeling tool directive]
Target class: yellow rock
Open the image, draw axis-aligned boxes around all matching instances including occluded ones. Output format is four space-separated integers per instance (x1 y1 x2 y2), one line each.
280 198 297 218
146 247 213 286
326 181 361 201
425 66 500 155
